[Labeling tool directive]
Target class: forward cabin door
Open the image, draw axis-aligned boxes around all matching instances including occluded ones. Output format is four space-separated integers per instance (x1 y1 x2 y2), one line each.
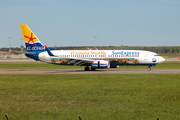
144 55 148 60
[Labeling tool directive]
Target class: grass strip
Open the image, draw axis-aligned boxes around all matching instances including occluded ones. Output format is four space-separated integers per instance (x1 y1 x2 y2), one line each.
0 74 180 119
0 61 180 69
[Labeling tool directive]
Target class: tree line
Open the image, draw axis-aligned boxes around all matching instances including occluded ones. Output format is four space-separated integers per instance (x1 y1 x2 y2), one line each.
0 46 180 54
48 46 180 54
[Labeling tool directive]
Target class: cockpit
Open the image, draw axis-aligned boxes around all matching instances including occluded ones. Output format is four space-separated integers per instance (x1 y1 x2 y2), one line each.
151 53 165 64
152 54 159 56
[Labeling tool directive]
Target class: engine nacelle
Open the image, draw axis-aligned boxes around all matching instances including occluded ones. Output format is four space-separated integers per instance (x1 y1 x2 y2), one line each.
110 65 119 68
91 60 110 69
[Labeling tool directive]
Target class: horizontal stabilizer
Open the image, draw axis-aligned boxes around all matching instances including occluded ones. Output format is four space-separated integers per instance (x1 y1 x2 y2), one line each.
25 52 35 55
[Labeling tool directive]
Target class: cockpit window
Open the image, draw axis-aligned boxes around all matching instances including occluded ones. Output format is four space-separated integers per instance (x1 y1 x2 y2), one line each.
152 54 159 56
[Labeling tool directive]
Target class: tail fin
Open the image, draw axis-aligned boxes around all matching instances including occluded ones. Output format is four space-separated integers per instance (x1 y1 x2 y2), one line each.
21 24 45 52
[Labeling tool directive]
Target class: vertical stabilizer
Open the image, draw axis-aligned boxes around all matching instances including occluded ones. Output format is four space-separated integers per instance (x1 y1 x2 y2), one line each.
21 24 45 52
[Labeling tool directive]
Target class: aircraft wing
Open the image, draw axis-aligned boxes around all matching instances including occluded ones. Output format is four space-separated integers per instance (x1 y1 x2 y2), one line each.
45 45 95 66
65 57 95 66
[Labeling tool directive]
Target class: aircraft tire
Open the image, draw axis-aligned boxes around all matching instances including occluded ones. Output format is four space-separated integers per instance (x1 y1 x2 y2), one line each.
91 67 96 71
84 66 90 71
147 67 151 71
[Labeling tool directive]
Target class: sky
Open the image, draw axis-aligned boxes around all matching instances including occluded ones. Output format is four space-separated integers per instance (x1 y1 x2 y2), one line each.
0 0 180 48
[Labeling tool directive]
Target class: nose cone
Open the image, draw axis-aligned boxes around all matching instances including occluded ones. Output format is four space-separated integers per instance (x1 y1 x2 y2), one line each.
159 56 165 63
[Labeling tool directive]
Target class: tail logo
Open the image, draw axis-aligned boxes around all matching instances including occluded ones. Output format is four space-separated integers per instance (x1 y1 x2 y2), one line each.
24 32 37 46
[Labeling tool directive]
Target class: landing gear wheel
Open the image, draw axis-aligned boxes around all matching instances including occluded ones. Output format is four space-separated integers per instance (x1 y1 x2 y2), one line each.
91 67 96 71
84 66 90 71
147 67 151 71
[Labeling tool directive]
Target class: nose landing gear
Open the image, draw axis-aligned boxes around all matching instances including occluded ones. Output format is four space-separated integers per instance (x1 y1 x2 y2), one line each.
147 67 151 71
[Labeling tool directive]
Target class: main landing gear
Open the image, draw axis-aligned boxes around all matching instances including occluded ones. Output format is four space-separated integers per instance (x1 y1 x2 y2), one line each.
84 66 96 71
84 66 90 71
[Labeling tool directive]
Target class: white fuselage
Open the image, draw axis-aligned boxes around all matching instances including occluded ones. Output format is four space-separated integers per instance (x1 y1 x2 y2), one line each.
38 50 165 66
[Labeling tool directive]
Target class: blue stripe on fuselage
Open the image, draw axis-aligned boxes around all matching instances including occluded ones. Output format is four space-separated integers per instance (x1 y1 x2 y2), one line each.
25 51 44 61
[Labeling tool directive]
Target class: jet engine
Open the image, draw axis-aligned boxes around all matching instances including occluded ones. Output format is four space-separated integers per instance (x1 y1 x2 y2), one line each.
91 60 110 69
110 65 119 68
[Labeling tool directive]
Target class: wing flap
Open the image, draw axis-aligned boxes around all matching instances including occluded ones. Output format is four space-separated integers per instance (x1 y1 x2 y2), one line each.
66 57 94 66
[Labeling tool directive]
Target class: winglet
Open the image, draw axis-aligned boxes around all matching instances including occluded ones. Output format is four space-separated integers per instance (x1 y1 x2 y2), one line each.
45 45 56 56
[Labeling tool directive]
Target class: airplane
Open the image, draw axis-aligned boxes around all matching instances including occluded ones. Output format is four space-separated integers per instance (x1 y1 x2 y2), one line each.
21 24 165 71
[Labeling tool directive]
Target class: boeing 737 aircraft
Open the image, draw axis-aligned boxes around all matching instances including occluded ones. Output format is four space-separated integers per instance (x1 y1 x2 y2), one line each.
21 24 165 71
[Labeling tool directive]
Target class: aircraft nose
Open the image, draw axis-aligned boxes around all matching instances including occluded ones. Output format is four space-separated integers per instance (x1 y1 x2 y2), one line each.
159 56 165 63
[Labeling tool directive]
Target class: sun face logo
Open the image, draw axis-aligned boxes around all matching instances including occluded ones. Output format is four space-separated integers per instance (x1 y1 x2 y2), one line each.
152 58 156 62
24 32 37 46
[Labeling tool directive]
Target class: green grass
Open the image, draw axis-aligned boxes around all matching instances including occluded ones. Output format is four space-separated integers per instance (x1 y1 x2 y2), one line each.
0 61 180 69
0 74 180 119
0 62 83 69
